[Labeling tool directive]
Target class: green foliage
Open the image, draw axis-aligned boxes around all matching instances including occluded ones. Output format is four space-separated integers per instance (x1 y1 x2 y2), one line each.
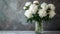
38 5 42 9
42 14 51 21
27 17 33 23
25 6 29 10
27 10 42 23
43 8 51 21
26 4 51 24
46 8 51 13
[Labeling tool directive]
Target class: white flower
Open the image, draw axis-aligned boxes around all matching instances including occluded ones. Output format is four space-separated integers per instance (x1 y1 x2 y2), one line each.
25 2 32 6
29 4 38 14
49 10 56 18
23 6 27 10
38 9 47 18
48 4 55 10
41 2 48 10
33 1 39 4
24 10 33 18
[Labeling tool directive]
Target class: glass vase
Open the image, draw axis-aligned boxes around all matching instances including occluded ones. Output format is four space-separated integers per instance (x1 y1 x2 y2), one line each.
35 22 43 34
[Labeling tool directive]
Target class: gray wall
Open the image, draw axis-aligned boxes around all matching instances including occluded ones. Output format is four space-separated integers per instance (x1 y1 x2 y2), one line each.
0 0 60 31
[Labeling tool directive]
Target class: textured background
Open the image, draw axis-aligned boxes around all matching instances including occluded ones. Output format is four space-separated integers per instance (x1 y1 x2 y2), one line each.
0 0 60 31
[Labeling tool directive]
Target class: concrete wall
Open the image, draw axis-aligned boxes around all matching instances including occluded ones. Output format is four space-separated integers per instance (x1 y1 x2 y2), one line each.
0 0 60 31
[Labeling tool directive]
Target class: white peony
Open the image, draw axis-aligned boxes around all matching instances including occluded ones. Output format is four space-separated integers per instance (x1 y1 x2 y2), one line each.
25 2 32 6
24 10 33 18
41 2 48 10
23 6 27 10
48 4 55 10
38 9 47 18
33 1 39 4
49 10 56 18
29 4 38 14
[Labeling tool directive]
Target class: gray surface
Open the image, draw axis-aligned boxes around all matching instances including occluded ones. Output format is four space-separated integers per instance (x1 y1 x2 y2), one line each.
0 31 60 34
0 0 60 31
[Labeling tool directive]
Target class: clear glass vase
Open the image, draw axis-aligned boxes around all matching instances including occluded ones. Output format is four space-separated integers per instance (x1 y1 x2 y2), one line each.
35 22 43 34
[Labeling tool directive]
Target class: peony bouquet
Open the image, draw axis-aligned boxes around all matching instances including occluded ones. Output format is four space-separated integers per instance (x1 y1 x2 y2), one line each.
23 1 56 23
23 1 56 34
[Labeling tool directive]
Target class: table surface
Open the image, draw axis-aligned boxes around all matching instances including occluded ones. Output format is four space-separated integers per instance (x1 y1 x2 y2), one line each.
0 31 60 34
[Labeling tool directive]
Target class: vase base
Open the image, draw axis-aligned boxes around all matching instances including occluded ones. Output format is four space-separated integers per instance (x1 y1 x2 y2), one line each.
35 32 44 34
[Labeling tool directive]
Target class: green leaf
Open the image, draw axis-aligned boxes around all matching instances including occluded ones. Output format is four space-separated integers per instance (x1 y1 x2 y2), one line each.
27 18 30 23
25 6 29 10
42 14 51 21
27 17 33 23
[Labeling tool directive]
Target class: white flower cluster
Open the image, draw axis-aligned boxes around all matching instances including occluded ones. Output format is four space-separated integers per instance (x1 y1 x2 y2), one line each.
24 10 33 18
23 1 56 19
29 4 38 14
23 2 32 10
23 1 39 18
38 9 47 18
39 2 56 18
